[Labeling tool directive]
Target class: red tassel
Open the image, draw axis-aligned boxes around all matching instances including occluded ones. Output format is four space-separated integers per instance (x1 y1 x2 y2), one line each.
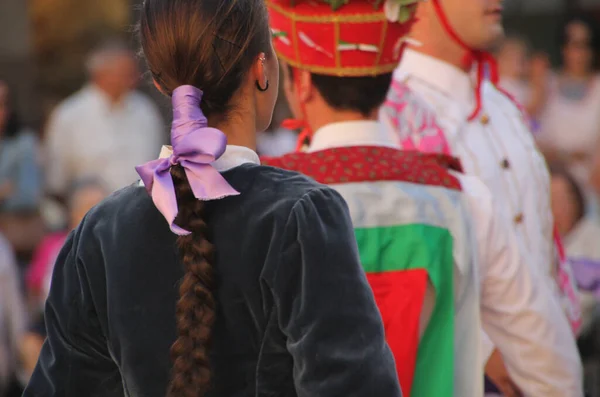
281 118 311 152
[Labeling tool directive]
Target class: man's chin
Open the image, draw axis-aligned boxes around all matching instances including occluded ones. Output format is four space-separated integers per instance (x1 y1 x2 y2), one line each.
482 27 505 51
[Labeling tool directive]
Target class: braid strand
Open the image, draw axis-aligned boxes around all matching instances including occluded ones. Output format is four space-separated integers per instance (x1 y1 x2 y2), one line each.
167 165 216 397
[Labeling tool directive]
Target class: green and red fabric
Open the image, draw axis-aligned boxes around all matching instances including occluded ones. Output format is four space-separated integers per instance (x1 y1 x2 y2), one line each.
262 147 465 396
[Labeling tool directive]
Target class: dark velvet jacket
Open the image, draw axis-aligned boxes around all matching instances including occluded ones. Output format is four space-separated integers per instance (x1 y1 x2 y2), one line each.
23 164 401 397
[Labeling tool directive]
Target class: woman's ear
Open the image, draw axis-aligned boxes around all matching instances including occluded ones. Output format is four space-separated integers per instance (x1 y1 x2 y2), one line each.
253 52 269 90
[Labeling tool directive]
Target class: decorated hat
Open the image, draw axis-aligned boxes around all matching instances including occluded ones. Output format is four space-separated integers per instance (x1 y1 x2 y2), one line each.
267 0 420 77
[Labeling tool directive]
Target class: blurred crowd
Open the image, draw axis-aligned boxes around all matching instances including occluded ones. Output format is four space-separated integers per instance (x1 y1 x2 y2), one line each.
497 17 600 358
1 12 600 397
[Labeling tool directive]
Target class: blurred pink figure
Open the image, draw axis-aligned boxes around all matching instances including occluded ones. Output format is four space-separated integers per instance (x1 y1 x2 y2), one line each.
537 16 600 190
27 179 107 307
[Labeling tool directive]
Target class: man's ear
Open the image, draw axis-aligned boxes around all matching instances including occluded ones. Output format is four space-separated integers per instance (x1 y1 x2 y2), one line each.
297 69 314 104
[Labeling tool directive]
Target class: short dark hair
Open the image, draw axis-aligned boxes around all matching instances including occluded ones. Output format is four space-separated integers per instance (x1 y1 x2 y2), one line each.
287 65 391 116
311 72 392 116
558 13 599 49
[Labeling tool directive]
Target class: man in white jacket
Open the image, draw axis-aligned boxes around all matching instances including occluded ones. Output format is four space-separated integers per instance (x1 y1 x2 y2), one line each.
381 0 583 395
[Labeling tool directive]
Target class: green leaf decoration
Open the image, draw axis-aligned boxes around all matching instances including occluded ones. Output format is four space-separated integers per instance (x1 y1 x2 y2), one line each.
323 0 349 10
398 5 412 22
387 0 420 22
287 0 418 13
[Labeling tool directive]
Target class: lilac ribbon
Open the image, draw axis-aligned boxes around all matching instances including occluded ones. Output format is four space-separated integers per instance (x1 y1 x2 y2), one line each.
135 85 239 235
570 257 600 300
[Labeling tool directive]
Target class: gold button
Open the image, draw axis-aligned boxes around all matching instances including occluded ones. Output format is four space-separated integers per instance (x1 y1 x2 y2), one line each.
514 213 524 224
501 158 510 169
480 114 490 125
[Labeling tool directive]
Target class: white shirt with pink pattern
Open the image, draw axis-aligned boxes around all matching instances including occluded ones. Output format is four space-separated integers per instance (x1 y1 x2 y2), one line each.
380 48 582 375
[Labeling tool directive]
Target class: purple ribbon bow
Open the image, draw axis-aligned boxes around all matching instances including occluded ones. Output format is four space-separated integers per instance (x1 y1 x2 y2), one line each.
135 85 239 235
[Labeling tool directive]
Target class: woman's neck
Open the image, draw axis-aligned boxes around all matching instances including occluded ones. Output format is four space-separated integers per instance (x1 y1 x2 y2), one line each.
209 112 257 151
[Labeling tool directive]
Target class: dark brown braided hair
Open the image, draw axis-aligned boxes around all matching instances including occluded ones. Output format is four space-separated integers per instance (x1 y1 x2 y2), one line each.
138 0 270 395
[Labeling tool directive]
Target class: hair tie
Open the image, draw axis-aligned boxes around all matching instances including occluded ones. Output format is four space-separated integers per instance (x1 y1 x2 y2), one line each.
136 85 239 235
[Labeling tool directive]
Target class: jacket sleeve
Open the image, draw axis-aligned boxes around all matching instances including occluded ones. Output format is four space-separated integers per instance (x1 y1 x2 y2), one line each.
23 226 123 397
461 174 583 397
270 186 402 397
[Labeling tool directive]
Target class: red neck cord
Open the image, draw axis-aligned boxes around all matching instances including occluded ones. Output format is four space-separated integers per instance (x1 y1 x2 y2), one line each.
280 68 312 152
431 0 518 121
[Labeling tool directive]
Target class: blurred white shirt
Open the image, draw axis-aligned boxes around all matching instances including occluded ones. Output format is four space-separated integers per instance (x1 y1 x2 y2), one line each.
45 84 165 194
382 48 583 396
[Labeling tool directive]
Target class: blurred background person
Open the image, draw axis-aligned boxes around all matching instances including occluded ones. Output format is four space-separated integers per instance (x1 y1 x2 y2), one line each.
551 164 600 330
44 39 165 201
0 79 44 258
550 163 600 396
26 178 107 312
1 0 600 395
536 14 600 192
497 35 532 105
0 232 27 397
19 178 107 387
496 35 550 134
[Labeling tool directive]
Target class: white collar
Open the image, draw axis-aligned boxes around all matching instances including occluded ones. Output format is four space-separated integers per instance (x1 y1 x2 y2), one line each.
395 48 475 106
308 120 400 152
157 144 259 172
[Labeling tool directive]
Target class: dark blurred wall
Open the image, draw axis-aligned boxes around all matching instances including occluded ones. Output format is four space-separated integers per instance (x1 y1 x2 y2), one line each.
504 7 600 69
0 0 37 127
29 0 130 133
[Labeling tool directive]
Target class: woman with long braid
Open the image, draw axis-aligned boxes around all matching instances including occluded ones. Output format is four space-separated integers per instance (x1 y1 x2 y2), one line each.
22 0 401 396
